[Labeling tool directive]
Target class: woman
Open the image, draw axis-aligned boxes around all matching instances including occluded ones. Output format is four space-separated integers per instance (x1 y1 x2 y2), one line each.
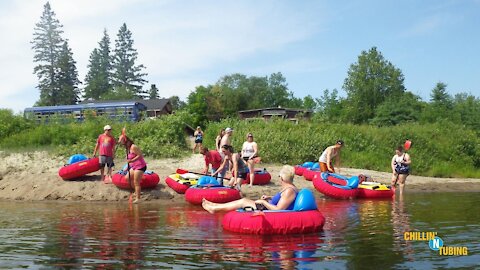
213 145 247 190
241 133 258 186
203 165 298 213
215 128 225 152
118 131 147 204
391 146 411 196
319 140 344 173
193 126 204 154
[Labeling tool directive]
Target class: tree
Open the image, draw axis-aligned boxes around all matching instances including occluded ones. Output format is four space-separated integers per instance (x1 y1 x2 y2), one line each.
111 23 148 99
343 47 406 123
267 72 291 107
371 92 424 126
55 41 80 104
430 82 452 108
169 95 186 111
421 82 454 123
84 29 112 100
31 2 65 106
148 84 159 99
316 89 344 122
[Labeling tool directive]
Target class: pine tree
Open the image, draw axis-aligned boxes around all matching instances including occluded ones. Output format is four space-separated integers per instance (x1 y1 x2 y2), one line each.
55 41 80 104
31 2 65 106
111 23 147 99
148 84 159 99
84 29 113 100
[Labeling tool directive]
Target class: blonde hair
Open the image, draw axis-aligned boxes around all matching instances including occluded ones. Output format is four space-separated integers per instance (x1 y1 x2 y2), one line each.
279 165 295 183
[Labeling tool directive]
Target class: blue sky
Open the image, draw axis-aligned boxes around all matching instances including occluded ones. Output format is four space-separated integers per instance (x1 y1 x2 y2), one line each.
0 0 479 113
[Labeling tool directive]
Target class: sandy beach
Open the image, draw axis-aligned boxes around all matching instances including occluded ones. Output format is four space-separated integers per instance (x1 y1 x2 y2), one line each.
0 151 479 202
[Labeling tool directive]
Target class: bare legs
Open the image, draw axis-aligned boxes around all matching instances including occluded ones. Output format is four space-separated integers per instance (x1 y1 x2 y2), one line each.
247 160 255 186
398 174 407 196
202 198 256 214
125 169 144 203
193 143 202 154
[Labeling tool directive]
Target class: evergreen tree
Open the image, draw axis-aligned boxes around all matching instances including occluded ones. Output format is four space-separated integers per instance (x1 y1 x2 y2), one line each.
84 29 112 100
31 2 65 106
148 84 159 99
55 41 80 104
111 23 147 99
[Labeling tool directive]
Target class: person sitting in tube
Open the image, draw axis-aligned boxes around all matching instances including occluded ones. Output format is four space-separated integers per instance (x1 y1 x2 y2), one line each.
202 165 298 213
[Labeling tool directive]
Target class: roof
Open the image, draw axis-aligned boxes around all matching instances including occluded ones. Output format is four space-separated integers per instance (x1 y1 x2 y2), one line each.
80 99 171 110
25 101 147 112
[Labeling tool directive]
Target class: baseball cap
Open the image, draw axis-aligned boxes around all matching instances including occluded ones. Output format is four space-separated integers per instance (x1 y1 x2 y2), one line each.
225 127 234 133
104 125 112 131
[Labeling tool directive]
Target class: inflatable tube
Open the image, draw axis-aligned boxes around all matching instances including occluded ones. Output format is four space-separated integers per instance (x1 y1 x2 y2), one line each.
357 181 394 199
312 172 358 199
222 189 325 235
303 168 320 181
111 170 160 190
242 169 272 185
165 173 199 194
294 165 305 176
58 157 101 180
302 162 314 168
185 186 241 205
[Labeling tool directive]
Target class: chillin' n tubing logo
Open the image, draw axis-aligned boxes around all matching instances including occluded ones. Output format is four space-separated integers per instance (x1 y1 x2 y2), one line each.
404 231 468 256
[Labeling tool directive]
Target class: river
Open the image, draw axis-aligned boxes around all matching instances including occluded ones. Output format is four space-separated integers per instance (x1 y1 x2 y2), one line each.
0 192 478 269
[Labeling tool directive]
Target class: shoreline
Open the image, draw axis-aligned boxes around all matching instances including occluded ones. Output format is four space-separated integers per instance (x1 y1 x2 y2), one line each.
0 151 479 202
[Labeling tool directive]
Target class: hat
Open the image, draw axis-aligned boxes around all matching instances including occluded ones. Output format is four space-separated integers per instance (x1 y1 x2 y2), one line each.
196 126 201 129
336 139 344 145
225 127 234 133
104 125 112 131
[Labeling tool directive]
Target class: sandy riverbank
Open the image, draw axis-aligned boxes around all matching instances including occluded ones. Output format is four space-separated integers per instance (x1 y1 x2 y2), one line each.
0 151 479 202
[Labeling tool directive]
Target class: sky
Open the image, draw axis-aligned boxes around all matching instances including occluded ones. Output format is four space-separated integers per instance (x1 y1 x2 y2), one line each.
0 0 479 113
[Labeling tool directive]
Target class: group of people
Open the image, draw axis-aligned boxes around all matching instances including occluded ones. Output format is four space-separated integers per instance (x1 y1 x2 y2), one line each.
92 125 147 204
200 127 259 190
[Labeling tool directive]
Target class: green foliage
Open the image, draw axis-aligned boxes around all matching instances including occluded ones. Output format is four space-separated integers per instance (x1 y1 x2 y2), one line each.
84 29 113 100
0 112 193 159
111 23 148 98
371 92 425 126
0 109 33 138
343 47 406 124
148 84 159 99
56 41 80 104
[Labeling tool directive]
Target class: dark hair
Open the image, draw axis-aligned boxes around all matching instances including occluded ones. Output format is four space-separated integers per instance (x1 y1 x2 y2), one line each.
396 146 404 152
200 146 208 154
218 128 225 137
221 144 234 153
336 140 344 145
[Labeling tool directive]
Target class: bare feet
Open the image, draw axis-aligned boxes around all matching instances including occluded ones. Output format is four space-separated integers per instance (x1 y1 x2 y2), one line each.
202 198 215 214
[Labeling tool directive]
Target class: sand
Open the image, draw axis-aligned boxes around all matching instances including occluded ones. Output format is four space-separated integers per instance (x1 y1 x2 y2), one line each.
0 151 479 202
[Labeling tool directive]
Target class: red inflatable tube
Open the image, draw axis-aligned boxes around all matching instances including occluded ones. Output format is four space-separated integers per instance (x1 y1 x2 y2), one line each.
111 171 160 190
357 187 394 199
58 157 101 180
242 170 272 185
165 176 190 194
303 169 320 181
222 210 325 235
312 173 358 199
185 187 241 205
294 165 306 176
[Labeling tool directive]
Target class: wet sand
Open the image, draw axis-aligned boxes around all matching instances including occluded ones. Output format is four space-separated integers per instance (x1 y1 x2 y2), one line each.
0 151 479 202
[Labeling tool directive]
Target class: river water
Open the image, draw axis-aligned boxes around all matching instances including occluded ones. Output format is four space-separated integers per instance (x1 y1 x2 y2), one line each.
0 192 478 269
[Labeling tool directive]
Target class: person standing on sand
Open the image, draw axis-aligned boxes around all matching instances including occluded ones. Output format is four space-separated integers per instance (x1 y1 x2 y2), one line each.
118 131 147 204
203 165 298 213
215 128 225 152
391 146 411 196
241 132 258 187
318 140 344 173
192 126 204 154
93 125 116 183
213 145 246 190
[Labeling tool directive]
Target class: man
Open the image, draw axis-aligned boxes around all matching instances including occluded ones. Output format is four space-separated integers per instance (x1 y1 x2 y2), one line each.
318 140 344 173
200 146 223 181
93 125 116 183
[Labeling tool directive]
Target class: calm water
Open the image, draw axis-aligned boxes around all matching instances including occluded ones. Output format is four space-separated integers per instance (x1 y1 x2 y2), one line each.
0 192 479 269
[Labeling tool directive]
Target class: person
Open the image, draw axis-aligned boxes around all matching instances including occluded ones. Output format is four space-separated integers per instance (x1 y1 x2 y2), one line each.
118 131 147 204
203 165 298 213
200 146 223 177
193 126 204 154
391 146 411 195
241 132 258 186
215 128 225 152
213 145 247 190
93 125 116 183
318 140 344 173
220 127 233 149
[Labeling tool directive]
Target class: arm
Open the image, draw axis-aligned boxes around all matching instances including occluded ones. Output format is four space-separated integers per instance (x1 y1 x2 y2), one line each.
326 147 333 171
335 152 341 172
213 157 227 176
127 145 142 163
232 154 239 181
249 142 258 160
255 188 296 210
391 156 396 172
203 155 209 174
93 137 100 157
403 154 411 165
